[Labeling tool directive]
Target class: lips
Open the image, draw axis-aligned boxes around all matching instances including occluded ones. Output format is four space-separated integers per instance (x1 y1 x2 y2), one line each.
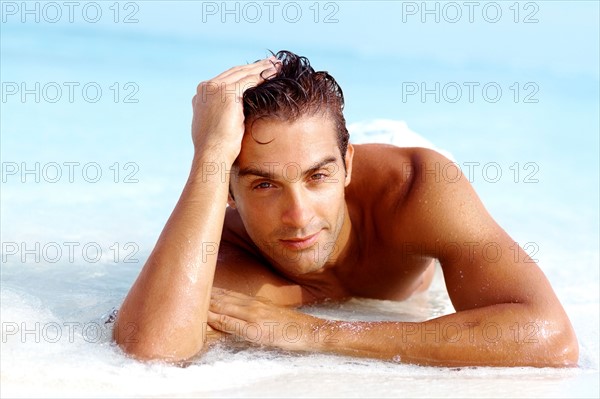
279 231 321 250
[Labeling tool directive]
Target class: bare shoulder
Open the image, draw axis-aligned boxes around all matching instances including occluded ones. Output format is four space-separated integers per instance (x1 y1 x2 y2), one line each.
348 144 504 271
347 144 414 209
347 144 461 235
396 146 495 245
348 144 454 199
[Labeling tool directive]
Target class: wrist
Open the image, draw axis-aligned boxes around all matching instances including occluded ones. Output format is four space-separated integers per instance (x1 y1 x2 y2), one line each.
188 151 236 185
193 138 240 165
309 319 342 353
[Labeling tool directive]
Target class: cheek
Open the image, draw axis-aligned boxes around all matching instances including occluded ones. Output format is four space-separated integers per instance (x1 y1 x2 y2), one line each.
315 184 346 218
236 198 275 237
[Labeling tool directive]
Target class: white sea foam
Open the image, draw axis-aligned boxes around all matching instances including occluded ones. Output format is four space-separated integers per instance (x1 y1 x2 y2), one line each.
348 119 455 160
1 262 598 398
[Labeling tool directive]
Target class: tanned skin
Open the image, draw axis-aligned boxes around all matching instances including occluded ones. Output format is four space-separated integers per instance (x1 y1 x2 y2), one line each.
114 57 578 367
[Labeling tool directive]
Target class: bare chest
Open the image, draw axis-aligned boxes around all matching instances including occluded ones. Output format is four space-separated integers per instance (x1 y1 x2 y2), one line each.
342 249 434 301
303 246 434 302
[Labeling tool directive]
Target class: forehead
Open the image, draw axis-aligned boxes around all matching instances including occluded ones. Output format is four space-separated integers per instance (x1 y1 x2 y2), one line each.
236 115 341 173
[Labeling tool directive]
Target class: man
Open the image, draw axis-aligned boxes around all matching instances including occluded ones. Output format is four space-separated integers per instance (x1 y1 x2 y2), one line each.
114 51 578 367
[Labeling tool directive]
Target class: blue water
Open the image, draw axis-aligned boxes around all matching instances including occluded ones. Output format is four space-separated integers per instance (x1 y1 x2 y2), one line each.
1 1 598 397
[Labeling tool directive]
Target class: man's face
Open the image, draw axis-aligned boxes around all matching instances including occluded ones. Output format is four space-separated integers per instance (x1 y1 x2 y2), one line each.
229 115 354 277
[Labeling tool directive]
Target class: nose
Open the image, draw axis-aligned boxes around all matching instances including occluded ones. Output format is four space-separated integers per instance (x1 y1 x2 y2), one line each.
280 186 314 229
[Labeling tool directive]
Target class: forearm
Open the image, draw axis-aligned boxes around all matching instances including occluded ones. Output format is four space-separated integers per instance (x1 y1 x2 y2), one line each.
313 303 578 367
114 152 232 361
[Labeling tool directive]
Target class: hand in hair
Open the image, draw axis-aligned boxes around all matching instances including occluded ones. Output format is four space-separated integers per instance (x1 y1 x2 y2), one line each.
191 56 280 162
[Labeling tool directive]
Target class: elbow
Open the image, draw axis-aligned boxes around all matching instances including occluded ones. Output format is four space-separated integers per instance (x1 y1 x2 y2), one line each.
114 336 204 364
112 322 203 363
550 324 579 367
511 304 579 367
534 315 579 368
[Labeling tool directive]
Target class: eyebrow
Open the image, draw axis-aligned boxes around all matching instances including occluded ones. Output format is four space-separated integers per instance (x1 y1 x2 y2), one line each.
237 156 339 180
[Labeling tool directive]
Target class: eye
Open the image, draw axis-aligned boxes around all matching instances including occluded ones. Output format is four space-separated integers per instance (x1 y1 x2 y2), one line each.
253 181 273 190
310 173 328 181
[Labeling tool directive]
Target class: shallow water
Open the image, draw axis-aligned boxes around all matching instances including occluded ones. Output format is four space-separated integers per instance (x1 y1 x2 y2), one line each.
2 259 598 398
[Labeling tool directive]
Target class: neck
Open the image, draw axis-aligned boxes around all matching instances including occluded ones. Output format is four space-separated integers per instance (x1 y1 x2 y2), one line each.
324 203 357 269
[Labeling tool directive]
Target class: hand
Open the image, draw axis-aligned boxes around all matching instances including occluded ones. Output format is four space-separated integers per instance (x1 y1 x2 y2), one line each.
191 57 280 162
208 288 332 352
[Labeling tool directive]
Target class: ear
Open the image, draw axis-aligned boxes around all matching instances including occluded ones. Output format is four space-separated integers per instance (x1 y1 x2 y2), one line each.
343 144 354 187
227 189 237 209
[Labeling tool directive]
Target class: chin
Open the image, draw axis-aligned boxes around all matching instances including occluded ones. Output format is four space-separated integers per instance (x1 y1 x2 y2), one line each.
273 256 327 277
255 238 333 276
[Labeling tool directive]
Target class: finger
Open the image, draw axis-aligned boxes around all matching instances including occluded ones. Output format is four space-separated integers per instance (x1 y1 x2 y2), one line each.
220 59 281 89
199 58 280 104
224 64 279 95
210 292 250 316
211 287 230 295
215 57 279 83
208 311 269 345
195 66 275 105
211 287 253 300
207 310 245 335
211 289 275 314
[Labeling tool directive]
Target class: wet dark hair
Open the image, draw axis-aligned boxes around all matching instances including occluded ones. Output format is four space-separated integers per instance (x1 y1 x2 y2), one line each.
243 50 350 164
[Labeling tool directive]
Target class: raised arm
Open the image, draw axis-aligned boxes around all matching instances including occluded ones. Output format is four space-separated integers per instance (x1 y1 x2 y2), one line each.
113 57 280 361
